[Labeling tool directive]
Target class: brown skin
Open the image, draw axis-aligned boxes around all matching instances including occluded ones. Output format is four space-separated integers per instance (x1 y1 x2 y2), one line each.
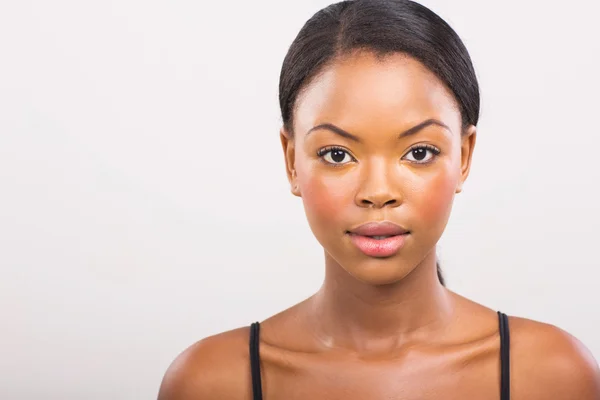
158 51 600 399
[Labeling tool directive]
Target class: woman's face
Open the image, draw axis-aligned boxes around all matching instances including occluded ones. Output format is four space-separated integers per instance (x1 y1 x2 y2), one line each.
281 51 476 285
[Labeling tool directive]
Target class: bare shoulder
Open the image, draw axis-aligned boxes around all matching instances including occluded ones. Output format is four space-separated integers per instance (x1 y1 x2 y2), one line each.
509 316 600 400
157 327 253 400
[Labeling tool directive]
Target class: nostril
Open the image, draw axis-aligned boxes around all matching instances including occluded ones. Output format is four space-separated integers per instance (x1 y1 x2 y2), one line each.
360 198 399 208
357 194 401 208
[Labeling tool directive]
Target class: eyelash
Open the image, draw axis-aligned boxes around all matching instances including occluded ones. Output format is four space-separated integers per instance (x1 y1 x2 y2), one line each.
316 144 441 166
406 144 441 164
316 146 357 167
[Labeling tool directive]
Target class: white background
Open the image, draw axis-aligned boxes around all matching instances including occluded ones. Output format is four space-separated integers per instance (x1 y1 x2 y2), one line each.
1 0 599 398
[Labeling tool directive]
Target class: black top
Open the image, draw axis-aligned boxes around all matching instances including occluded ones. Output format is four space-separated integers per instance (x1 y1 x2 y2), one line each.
249 311 511 400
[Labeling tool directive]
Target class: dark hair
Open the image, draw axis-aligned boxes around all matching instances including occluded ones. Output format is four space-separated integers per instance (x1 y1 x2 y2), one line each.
279 0 480 285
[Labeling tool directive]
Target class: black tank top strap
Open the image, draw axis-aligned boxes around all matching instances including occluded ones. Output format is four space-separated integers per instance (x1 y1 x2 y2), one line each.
249 322 263 400
498 311 511 400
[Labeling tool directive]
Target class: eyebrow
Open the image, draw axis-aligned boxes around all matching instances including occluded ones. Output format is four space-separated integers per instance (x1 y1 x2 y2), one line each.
306 118 452 142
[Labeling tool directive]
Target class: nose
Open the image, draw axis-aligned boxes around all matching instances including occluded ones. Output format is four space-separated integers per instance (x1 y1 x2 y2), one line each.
355 159 403 209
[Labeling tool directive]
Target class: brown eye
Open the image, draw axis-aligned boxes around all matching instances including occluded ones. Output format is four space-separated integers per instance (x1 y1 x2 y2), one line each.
413 148 428 161
318 147 355 165
402 145 441 164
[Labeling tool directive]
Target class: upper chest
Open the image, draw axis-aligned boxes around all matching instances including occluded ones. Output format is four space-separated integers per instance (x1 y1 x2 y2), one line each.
258 343 503 400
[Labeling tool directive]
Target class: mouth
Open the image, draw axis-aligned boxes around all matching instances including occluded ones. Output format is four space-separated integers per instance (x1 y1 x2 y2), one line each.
347 221 409 237
347 234 405 240
345 221 410 258
345 232 409 258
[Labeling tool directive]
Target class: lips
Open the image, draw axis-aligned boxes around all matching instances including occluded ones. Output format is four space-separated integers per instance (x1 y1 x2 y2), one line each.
347 221 409 237
346 221 409 257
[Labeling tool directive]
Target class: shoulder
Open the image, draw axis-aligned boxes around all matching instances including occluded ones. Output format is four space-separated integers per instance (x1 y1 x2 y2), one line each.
509 316 600 400
157 326 253 400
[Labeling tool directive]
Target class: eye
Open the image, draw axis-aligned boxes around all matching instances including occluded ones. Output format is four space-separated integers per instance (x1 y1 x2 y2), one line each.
317 146 355 165
402 145 441 164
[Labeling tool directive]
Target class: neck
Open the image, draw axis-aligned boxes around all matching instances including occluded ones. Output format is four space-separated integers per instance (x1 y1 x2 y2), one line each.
309 250 455 353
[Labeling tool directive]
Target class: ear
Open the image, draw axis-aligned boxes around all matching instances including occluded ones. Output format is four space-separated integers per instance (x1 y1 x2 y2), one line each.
456 125 477 194
280 127 301 197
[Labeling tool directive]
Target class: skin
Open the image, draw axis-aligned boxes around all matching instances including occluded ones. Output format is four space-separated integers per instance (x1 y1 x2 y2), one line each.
158 51 600 400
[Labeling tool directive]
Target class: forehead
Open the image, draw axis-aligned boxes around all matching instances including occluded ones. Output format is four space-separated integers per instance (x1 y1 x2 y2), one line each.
294 51 462 135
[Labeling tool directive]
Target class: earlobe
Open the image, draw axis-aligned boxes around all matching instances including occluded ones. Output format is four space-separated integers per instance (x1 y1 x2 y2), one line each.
291 183 301 197
455 177 463 193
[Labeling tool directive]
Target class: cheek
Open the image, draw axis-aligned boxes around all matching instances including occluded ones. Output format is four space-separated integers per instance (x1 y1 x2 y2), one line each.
411 167 459 226
297 164 351 228
302 174 347 221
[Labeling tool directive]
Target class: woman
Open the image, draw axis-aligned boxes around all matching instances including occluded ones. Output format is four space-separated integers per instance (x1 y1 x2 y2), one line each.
158 1 600 399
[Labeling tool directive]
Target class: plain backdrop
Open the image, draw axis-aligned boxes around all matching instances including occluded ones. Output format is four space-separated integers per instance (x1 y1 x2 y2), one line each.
1 0 599 398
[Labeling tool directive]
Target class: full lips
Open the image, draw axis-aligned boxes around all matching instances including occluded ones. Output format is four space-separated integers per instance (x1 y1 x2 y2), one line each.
348 232 408 257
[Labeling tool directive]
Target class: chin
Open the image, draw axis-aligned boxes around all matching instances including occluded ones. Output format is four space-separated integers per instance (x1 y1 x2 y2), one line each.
340 256 417 286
